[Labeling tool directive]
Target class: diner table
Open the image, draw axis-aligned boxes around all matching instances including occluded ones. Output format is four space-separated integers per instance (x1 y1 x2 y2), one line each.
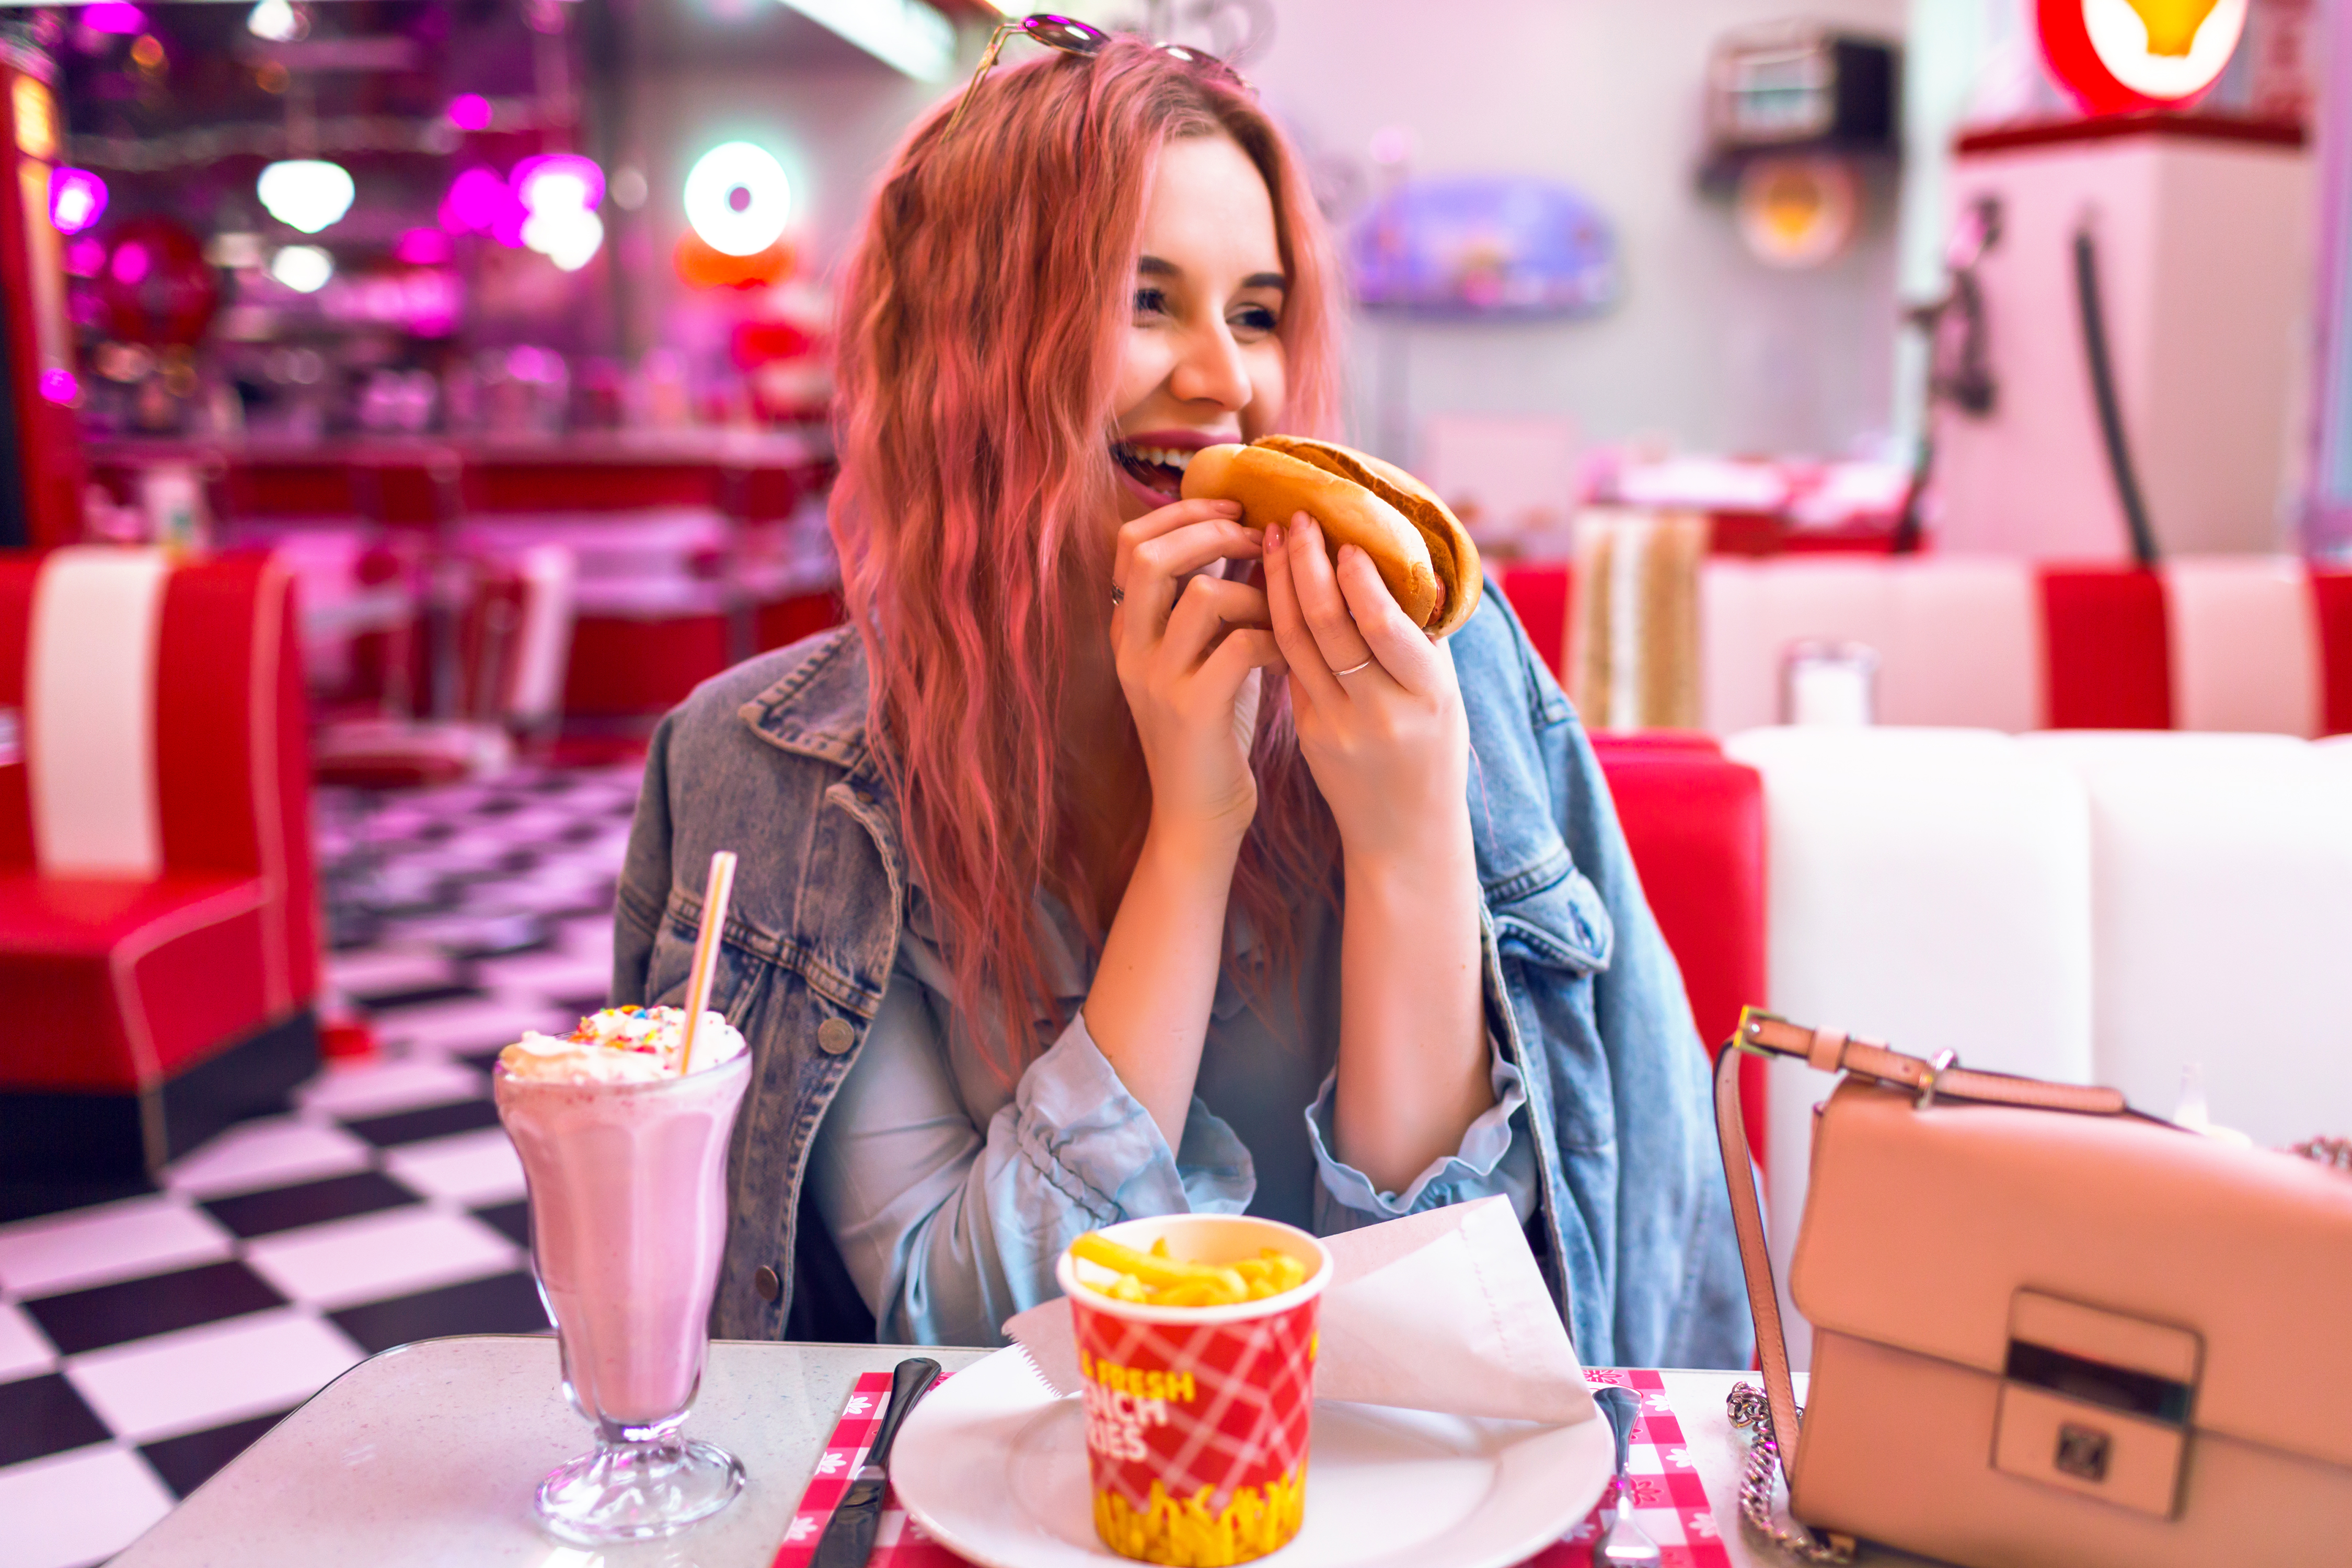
110 1334 1939 1567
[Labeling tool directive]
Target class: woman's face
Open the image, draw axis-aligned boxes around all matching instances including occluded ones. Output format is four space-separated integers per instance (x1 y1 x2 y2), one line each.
1109 133 1289 523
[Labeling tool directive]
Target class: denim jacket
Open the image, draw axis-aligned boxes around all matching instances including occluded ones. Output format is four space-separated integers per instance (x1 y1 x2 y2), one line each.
613 587 1750 1369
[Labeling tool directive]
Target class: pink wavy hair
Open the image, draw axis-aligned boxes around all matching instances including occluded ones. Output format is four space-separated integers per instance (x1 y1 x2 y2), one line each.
830 38 1343 1079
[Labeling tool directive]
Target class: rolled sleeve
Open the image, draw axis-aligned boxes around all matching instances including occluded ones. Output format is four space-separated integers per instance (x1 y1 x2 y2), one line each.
1306 1029 1538 1233
809 982 1256 1348
1011 1011 1255 1223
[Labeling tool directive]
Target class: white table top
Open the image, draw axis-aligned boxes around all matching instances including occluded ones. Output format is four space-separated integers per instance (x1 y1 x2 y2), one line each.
112 1335 1932 1567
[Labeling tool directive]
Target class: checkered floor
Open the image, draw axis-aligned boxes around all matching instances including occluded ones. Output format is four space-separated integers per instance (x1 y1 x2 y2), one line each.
0 762 645 1568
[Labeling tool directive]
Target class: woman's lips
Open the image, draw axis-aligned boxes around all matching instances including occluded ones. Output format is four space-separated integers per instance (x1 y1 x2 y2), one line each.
1111 431 1236 504
1112 441 1183 501
1116 460 1178 511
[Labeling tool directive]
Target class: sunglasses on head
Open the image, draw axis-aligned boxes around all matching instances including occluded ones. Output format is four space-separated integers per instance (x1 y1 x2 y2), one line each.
941 13 1247 141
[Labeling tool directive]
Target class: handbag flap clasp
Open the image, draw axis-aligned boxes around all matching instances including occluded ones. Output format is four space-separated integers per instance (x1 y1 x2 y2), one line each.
1992 1290 2201 1518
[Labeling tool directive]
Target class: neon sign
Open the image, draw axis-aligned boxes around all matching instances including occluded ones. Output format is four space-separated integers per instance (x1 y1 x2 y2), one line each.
2036 0 2247 116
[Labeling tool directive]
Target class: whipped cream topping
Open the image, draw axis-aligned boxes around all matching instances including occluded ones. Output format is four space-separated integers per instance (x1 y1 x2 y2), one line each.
497 1005 747 1084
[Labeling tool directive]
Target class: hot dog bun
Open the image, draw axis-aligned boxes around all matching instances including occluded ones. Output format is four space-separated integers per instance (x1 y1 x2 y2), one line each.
1259 437 1484 637
1180 437 1480 637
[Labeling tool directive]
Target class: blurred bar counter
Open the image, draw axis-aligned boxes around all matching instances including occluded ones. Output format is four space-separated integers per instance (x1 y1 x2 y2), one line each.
84 433 846 727
85 430 836 528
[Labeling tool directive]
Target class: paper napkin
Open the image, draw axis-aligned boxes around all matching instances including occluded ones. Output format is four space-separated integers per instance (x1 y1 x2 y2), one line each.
1004 1195 1595 1426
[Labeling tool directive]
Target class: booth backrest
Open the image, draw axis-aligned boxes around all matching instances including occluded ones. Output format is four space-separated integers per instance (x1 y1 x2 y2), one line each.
2037 565 2174 729
1711 723 2352 1366
0 547 319 1005
1496 557 2352 735
2163 557 2323 735
2016 731 2352 1150
1700 558 2048 733
1721 726 2098 1369
1590 731 1768 1161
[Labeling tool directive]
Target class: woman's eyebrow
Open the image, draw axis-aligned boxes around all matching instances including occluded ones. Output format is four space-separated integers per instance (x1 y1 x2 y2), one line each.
1135 257 1287 293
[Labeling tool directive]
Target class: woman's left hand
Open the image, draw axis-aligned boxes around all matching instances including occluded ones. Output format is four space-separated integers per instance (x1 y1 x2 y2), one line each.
1262 512 1470 868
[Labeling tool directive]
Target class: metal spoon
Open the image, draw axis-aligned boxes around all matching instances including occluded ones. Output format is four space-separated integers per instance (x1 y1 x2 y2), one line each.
1594 1385 1662 1568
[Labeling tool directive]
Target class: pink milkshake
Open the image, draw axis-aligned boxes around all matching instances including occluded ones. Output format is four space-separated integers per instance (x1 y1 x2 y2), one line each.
493 1004 752 1543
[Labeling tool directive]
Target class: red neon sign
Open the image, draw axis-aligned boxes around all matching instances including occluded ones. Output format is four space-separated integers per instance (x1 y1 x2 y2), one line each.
2036 0 2247 116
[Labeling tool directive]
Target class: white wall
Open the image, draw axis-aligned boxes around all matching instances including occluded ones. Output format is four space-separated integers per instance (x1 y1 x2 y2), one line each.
622 0 1911 461
1236 0 1908 463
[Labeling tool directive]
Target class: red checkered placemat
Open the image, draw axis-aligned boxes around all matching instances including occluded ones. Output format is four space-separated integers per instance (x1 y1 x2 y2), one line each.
771 1367 1728 1567
771 1370 967 1567
1521 1369 1733 1568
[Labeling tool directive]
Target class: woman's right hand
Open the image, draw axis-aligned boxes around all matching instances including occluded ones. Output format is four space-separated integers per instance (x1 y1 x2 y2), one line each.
1111 497 1284 847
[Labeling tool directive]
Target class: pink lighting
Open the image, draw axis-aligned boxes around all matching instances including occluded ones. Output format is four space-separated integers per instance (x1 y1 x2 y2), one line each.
48 168 107 236
447 94 493 131
440 166 523 241
110 241 151 285
326 269 461 337
394 227 455 264
512 154 604 214
511 154 605 271
37 369 77 406
83 4 145 34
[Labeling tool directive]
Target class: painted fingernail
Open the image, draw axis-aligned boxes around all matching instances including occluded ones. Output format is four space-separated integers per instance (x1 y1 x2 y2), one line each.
1264 519 1282 548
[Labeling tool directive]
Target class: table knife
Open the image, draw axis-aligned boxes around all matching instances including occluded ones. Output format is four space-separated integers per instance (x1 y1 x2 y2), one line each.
813 1355 942 1568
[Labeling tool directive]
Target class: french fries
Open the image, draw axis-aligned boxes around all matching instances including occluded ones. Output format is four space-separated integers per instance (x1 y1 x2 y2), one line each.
1094 1465 1307 1565
1073 1232 1309 1308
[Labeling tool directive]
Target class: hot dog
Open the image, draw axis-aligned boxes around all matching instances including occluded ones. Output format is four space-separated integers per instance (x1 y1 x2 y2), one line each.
1179 436 1482 638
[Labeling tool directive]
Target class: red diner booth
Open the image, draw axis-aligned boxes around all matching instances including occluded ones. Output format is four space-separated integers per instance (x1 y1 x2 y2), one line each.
0 547 321 1179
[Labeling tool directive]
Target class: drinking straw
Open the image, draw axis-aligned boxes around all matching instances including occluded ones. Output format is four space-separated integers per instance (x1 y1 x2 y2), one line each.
677 850 737 1076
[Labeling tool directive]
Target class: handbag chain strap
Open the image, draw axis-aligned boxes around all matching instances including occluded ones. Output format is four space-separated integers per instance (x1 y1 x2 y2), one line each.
1727 1381 1854 1565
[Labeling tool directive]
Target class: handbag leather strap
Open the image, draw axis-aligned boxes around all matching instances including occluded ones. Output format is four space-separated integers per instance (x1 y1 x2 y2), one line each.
1711 1010 2131 1508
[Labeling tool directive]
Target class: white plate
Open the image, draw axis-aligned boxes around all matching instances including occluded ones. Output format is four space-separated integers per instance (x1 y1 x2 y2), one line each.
892 1346 1613 1568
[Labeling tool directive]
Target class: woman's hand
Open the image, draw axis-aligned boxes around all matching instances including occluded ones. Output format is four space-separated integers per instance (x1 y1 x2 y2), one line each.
1265 510 1492 1195
1090 496 1283 1152
1261 512 1470 870
1111 497 1286 848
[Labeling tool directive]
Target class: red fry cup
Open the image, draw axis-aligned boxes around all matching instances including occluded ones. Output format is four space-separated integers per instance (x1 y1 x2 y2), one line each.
1056 1215 1333 1566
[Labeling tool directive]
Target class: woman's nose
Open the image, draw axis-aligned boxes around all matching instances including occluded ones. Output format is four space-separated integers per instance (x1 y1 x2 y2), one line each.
1167 319 1253 411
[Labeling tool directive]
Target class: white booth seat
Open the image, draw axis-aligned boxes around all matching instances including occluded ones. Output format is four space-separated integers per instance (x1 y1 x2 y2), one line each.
2161 557 2323 737
1702 559 2041 735
1722 728 2095 1369
2017 732 2352 1150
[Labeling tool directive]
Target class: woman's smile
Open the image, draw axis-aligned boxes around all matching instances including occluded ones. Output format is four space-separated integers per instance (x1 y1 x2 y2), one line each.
1111 426 1234 508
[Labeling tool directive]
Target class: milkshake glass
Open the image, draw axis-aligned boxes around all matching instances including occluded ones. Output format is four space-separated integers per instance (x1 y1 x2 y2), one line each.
493 1005 752 1543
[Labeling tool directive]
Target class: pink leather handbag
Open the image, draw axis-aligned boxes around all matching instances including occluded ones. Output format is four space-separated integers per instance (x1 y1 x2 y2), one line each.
1713 1010 2352 1567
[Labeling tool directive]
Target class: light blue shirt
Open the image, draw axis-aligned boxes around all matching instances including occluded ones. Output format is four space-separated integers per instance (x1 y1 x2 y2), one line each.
805 885 1536 1347
621 597 1753 1365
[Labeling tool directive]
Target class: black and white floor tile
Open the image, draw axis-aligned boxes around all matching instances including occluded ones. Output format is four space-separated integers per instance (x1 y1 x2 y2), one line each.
0 762 646 1567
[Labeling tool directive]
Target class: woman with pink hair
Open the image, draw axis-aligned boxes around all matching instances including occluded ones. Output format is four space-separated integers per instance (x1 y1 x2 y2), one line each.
615 29 1745 1369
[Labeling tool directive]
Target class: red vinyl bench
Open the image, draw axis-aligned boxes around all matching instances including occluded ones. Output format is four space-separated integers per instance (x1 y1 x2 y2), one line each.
0 548 322 1177
1589 730 1768 1162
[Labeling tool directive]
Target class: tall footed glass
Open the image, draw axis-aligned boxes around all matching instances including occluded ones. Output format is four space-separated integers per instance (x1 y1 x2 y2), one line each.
494 1042 751 1544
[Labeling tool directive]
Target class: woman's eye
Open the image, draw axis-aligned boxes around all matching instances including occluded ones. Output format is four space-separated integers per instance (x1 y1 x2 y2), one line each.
1133 286 1169 318
1230 305 1279 336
